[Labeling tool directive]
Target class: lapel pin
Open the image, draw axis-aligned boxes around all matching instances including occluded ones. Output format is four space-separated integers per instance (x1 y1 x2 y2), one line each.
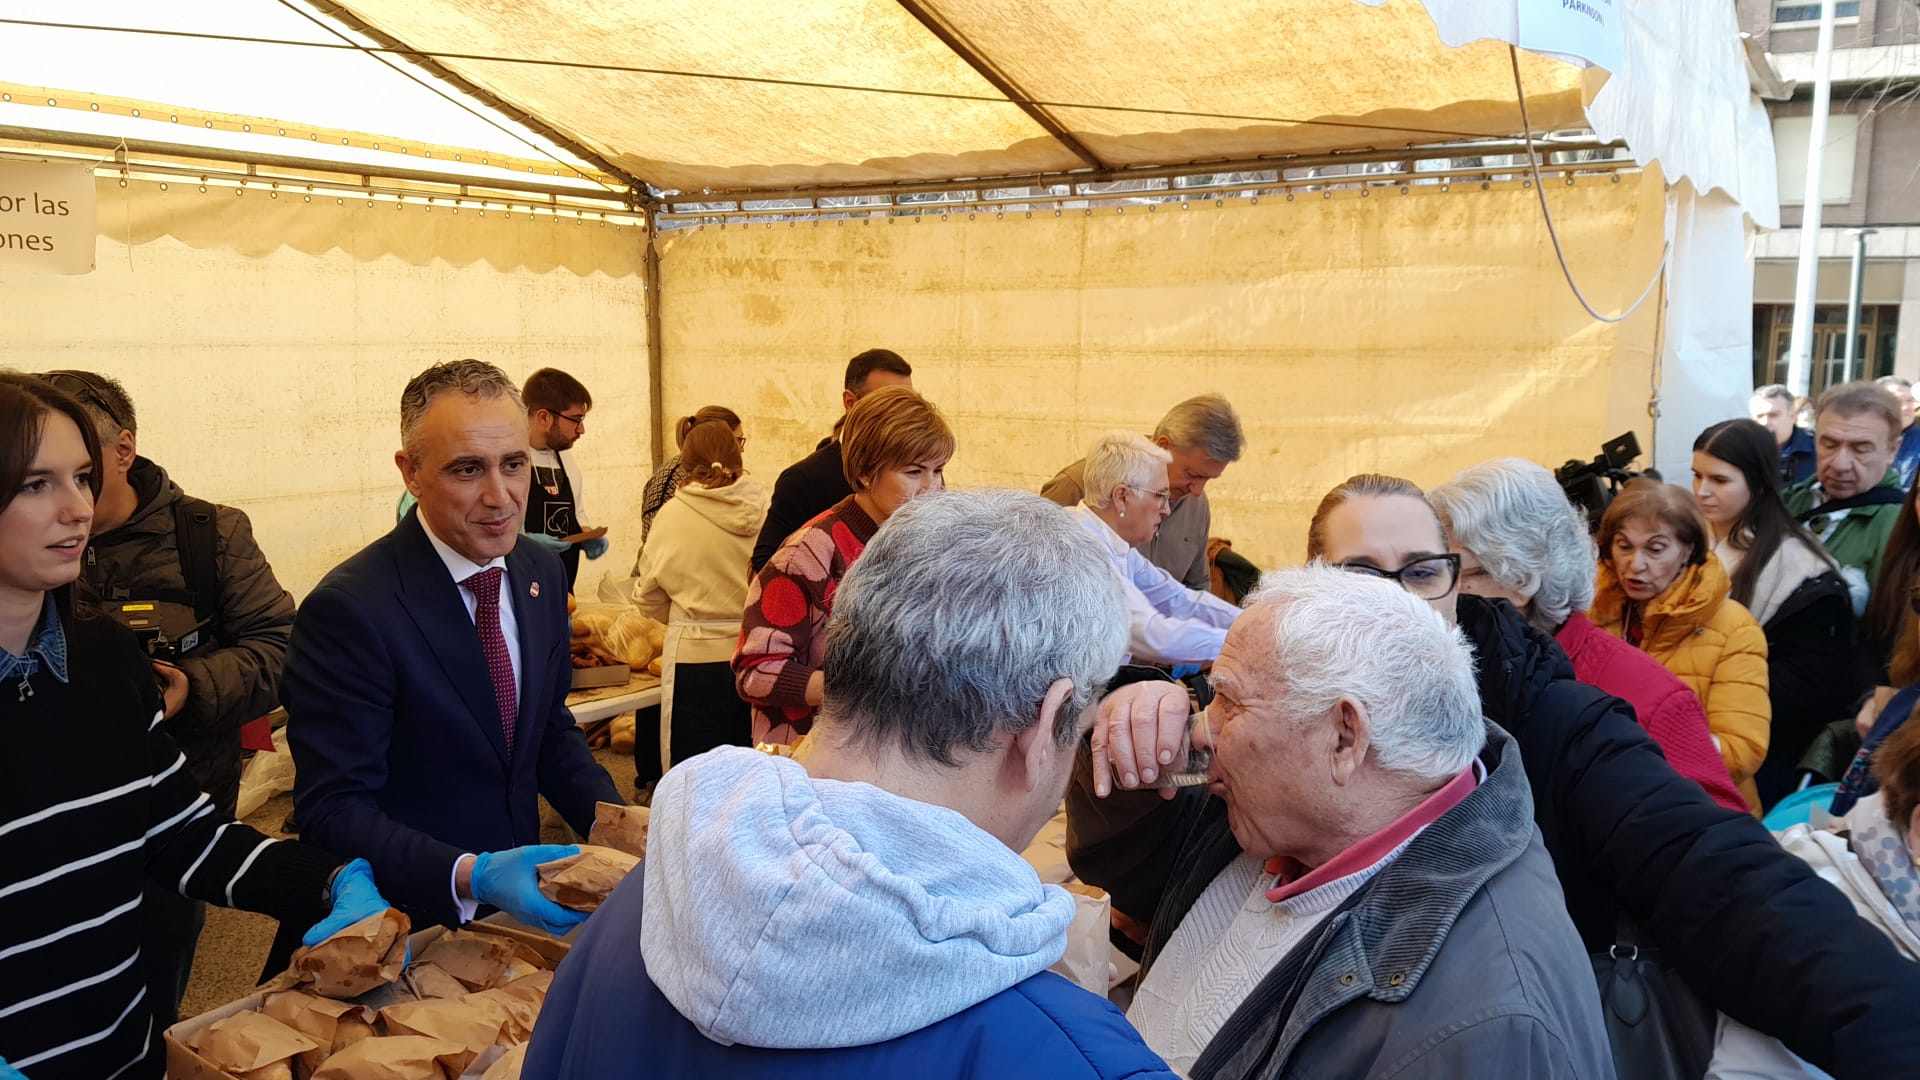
529 582 541 598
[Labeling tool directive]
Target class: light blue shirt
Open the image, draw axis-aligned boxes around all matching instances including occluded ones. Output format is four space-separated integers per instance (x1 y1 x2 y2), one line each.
1 594 69 695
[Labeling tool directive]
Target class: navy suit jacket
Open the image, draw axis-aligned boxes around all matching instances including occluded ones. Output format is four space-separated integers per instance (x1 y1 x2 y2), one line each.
283 510 619 926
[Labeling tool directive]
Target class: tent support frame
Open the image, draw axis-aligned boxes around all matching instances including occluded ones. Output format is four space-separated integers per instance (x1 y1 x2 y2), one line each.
643 204 668 465
307 0 652 203
890 0 1105 170
662 138 1624 210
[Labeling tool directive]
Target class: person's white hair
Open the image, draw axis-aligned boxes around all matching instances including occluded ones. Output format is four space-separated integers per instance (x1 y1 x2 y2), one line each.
1083 431 1171 509
821 488 1128 766
1245 563 1482 780
1154 393 1245 463
1428 458 1597 636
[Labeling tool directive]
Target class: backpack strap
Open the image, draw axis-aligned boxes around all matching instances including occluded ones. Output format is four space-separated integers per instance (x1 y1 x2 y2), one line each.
171 496 222 625
1794 485 1906 523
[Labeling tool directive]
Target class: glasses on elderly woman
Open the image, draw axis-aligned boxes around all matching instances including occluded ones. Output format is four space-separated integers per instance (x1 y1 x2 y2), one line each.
1333 554 1462 600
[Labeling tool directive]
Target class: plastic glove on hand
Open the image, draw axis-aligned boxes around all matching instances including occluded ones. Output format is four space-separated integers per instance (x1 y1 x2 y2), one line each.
302 858 393 948
0 1056 26 1080
472 844 588 936
1170 663 1201 680
582 535 610 560
526 530 571 555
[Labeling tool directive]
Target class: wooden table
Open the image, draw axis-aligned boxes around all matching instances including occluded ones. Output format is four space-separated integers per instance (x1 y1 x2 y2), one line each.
566 673 663 725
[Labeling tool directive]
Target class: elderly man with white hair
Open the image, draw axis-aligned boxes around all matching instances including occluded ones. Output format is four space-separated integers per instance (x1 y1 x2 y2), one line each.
1070 431 1241 666
1102 565 1612 1079
1045 394 1245 589
525 489 1176 1079
1430 459 1746 812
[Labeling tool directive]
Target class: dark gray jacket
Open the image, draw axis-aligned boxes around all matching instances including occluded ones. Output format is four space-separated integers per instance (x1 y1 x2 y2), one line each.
83 458 294 816
1144 723 1612 1080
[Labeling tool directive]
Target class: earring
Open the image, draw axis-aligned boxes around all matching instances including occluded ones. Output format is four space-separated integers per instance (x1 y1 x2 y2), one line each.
1119 508 1126 518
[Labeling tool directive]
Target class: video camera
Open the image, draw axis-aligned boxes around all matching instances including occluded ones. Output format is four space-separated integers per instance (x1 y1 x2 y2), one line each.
1555 432 1646 531
106 601 211 663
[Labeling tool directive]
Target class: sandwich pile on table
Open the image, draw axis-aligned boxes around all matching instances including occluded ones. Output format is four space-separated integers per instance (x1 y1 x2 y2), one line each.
167 810 651 1080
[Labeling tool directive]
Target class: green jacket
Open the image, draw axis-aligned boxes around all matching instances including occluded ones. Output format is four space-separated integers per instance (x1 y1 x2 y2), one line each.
1783 471 1903 589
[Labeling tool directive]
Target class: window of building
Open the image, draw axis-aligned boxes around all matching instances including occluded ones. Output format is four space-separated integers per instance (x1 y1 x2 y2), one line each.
1774 1 1861 25
1753 304 1900 394
1774 113 1860 204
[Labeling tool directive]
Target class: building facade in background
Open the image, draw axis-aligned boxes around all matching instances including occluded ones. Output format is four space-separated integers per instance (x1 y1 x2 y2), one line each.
1740 0 1920 392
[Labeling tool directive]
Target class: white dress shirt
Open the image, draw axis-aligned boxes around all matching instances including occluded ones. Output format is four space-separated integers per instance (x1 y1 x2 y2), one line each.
418 514 525 920
419 514 523 691
1070 505 1240 664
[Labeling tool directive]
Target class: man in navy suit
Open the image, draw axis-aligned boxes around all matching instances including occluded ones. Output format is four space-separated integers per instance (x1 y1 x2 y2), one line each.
284 359 621 934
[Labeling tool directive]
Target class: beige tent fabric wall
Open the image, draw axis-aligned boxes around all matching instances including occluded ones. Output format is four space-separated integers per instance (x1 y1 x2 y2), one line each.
0 177 648 599
659 172 1664 571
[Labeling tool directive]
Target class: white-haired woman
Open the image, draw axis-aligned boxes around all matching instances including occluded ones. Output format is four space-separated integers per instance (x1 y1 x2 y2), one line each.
1430 459 1747 813
1071 431 1240 665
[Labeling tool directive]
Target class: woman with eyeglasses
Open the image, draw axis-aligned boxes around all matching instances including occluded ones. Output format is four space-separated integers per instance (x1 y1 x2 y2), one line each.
1590 479 1772 812
0 373 391 1080
1069 432 1240 666
1068 471 1920 1079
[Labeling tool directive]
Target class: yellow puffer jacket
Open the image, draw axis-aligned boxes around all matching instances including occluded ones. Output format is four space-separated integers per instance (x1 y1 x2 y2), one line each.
1591 555 1771 813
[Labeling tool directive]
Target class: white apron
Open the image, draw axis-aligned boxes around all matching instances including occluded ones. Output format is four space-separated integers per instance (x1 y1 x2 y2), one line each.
658 616 744 776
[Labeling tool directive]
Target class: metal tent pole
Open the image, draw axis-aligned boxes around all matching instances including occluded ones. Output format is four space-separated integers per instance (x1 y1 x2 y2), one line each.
1786 0 1839 396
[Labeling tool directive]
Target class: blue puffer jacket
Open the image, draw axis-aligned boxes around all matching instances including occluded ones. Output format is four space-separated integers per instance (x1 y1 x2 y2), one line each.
523 747 1174 1080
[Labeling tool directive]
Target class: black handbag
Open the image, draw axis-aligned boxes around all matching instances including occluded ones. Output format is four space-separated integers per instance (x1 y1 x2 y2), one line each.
1589 918 1717 1080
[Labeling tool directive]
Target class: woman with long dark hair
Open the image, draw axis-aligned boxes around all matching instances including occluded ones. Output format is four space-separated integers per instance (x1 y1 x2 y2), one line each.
0 373 390 1079
1693 419 1865 807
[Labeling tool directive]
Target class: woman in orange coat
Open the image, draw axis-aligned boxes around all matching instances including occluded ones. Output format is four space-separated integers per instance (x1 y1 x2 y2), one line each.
1590 479 1772 812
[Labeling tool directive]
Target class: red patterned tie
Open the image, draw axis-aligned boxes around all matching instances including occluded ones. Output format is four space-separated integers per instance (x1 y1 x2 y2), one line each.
461 567 517 750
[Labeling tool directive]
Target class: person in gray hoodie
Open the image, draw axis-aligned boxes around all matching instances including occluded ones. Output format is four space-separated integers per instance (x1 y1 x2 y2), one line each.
631 418 768 768
525 489 1177 1079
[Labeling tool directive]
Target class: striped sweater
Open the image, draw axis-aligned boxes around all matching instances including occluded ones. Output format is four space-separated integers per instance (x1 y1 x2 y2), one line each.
1 610 337 1080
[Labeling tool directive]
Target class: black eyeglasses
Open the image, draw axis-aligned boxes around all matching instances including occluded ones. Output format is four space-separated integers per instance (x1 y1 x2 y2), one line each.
41 370 129 430
1333 554 1462 600
554 411 587 428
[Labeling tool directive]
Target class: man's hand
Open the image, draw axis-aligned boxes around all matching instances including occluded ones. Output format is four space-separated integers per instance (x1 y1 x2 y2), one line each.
302 858 393 947
0 1055 25 1079
153 661 189 720
1089 681 1191 800
468 844 589 936
581 535 611 560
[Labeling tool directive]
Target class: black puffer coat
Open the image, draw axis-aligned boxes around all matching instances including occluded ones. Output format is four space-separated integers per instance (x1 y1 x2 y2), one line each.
82 458 294 816
1068 596 1920 1078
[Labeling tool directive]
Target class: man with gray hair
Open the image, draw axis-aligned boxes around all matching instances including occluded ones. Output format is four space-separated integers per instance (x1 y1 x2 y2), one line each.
1094 565 1611 1078
284 359 620 942
1044 394 1245 590
525 489 1176 1078
1875 375 1920 488
1750 383 1815 485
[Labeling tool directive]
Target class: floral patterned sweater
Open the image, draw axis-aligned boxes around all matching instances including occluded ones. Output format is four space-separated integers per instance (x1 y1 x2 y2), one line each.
731 495 879 744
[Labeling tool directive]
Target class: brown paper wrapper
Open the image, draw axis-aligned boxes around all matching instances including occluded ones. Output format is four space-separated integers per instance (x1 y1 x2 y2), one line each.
403 962 471 1001
466 970 554 1044
478 1042 527 1080
188 1011 318 1074
587 801 650 858
260 990 375 1077
270 909 412 999
236 1063 293 1080
378 998 504 1060
535 845 640 913
308 1035 471 1080
415 930 517 991
1049 884 1112 996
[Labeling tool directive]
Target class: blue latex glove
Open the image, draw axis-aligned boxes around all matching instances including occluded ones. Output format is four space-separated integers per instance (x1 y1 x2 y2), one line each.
525 530 571 555
395 490 417 523
472 844 588 936
582 535 610 560
0 1056 26 1080
302 858 392 947
1171 663 1202 679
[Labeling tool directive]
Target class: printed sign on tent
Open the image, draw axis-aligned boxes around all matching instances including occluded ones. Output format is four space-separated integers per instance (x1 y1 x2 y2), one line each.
0 161 95 275
1517 0 1625 76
